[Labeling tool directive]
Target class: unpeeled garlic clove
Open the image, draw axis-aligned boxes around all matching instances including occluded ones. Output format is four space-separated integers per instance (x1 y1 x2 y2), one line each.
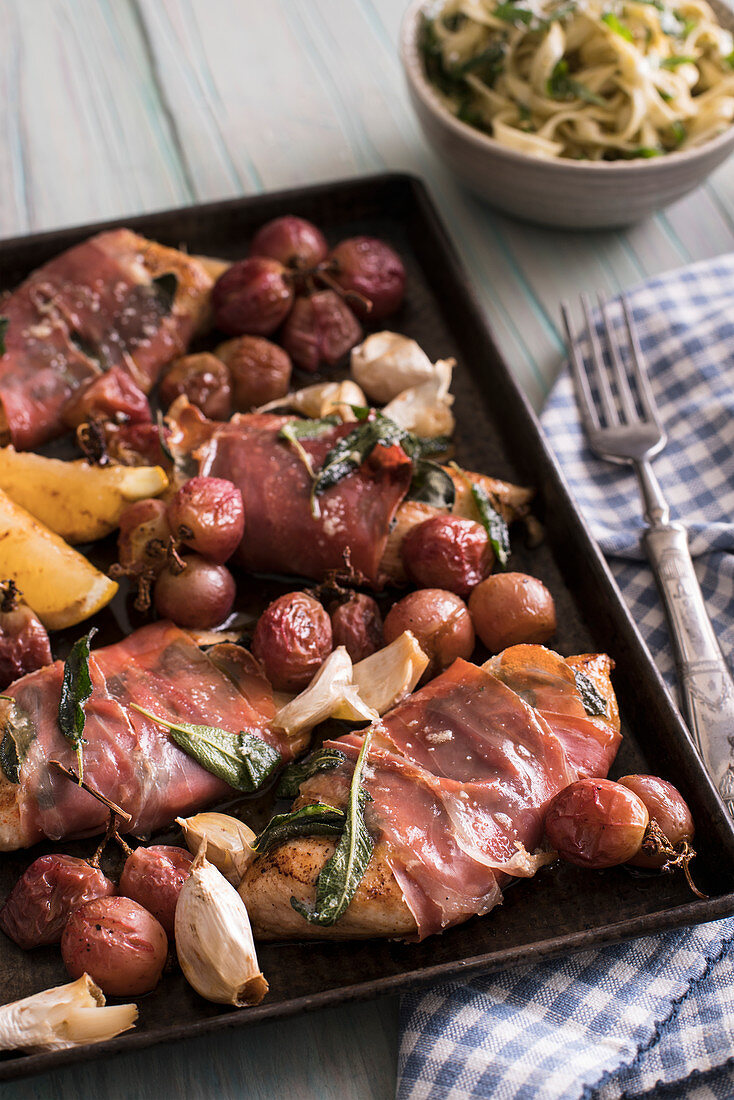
382 359 455 438
175 847 268 1007
257 379 366 421
271 647 378 737
176 812 257 886
350 332 435 404
0 974 137 1052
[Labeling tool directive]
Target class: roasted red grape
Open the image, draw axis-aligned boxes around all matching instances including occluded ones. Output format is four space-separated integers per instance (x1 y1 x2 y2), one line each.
0 582 52 690
544 779 649 869
158 353 233 420
61 896 167 996
166 477 245 563
117 498 170 574
252 591 333 692
330 593 383 663
119 845 193 938
63 365 152 428
328 236 405 320
216 335 292 411
468 573 557 653
618 775 695 869
154 556 236 629
281 290 362 372
383 589 474 675
250 215 328 269
402 516 491 597
212 257 294 337
0 855 115 950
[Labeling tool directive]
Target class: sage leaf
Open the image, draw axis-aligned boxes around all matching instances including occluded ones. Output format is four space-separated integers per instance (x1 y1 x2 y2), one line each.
0 316 9 356
494 2 533 24
152 272 178 313
277 746 349 799
601 11 634 40
407 460 456 510
291 727 375 926
131 704 281 792
279 416 340 441
574 670 608 716
58 628 98 782
252 803 346 853
0 697 36 785
0 728 20 784
471 482 511 567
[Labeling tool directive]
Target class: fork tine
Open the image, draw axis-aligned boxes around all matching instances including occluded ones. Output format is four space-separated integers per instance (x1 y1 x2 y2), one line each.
560 301 600 432
599 295 638 423
621 297 663 429
581 293 619 426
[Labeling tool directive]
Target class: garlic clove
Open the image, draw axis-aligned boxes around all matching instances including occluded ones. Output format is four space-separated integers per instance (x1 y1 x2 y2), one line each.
0 974 137 1052
382 359 455 438
175 847 268 1007
271 647 378 737
176 812 257 885
352 631 430 715
350 332 435 405
257 380 366 421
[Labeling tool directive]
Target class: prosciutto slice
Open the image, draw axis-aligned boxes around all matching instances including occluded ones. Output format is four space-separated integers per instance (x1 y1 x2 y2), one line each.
0 230 212 449
2 622 284 847
197 413 413 584
487 646 621 778
303 650 619 939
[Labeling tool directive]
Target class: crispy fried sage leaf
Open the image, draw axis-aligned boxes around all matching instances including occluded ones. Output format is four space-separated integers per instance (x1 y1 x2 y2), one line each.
0 728 20 784
471 482 511 567
131 704 281 792
291 727 375 927
152 272 178 313
574 670 608 716
0 316 9 356
277 746 349 799
252 803 347 853
280 416 340 441
548 60 606 105
407 460 456 510
58 628 98 782
0 694 36 785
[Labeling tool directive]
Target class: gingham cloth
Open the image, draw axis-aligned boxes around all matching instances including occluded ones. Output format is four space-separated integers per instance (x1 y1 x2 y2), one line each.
397 255 734 1100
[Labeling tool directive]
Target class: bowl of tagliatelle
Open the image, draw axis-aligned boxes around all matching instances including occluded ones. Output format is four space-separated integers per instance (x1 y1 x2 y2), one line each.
400 0 734 226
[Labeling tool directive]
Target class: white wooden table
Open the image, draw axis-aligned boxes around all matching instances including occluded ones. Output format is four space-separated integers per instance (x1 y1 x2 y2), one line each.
2 1 734 1096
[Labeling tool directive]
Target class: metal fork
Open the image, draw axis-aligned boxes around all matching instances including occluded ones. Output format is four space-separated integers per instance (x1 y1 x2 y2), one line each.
561 293 734 815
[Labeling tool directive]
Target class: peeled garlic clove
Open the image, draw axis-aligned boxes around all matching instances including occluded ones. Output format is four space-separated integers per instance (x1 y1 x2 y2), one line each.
257 379 366 421
352 631 429 715
0 974 137 1052
382 359 455 438
177 812 257 885
175 848 268 1007
350 332 434 404
271 647 378 737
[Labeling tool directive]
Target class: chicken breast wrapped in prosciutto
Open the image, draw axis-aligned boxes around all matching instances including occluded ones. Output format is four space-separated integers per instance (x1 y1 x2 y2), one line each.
172 405 534 587
0 621 297 851
239 645 621 941
0 230 213 449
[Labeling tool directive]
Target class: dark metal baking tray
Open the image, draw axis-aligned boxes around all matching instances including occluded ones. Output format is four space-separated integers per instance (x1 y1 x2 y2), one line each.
1 173 733 1083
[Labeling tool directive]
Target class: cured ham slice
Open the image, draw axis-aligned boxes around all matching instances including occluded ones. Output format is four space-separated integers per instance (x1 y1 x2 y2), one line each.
198 413 413 584
241 645 621 941
0 230 212 449
0 622 285 850
487 646 621 779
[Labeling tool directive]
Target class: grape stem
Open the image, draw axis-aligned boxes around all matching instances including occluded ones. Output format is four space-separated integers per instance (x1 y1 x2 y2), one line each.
49 759 134 866
285 258 373 314
0 579 20 613
641 819 706 899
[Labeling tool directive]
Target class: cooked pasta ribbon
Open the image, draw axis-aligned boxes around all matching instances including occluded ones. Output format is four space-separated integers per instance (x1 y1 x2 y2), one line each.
421 0 734 158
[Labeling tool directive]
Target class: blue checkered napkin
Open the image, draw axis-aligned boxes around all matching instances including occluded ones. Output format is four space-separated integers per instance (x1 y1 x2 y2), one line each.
397 255 734 1100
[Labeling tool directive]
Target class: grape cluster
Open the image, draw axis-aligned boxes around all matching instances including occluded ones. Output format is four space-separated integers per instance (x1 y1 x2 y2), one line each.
212 216 406 373
114 476 244 630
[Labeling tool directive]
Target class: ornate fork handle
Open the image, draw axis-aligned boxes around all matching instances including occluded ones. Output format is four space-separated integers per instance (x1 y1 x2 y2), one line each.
644 520 734 813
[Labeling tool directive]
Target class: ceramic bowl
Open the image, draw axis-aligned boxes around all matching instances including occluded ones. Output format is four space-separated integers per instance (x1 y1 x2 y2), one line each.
400 0 734 229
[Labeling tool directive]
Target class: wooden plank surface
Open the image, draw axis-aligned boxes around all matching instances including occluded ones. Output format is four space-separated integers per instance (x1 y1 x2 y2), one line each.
2 1 734 1096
